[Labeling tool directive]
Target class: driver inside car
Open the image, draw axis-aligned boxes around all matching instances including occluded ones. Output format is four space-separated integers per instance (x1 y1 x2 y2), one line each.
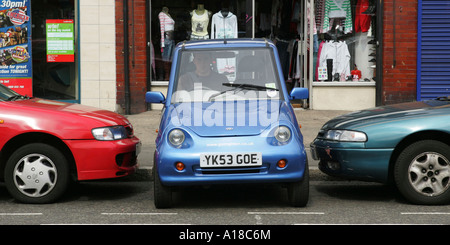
177 52 228 92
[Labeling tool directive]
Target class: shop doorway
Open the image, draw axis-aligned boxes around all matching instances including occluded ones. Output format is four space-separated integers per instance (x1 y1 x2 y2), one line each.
31 0 77 101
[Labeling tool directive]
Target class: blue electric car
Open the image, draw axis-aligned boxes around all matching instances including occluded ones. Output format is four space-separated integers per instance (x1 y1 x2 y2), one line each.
146 39 309 208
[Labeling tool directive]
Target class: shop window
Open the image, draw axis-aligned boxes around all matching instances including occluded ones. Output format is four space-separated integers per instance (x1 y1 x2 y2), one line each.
31 0 77 101
313 0 377 83
151 0 378 88
254 0 378 90
151 0 248 81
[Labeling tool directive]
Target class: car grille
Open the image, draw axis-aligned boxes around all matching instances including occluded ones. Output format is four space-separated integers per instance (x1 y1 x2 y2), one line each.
194 164 269 175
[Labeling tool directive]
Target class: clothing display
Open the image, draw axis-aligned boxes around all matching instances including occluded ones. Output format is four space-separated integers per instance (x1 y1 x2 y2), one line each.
322 0 352 34
211 10 238 39
190 6 211 40
158 9 175 49
150 0 378 84
158 7 175 80
318 40 351 81
355 0 371 33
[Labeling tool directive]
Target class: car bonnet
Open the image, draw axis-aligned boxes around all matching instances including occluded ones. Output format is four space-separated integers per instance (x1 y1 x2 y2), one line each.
10 98 130 126
321 100 450 130
165 100 289 137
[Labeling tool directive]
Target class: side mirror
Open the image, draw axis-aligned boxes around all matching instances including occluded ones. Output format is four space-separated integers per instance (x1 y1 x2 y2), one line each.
290 87 309 100
145 91 166 103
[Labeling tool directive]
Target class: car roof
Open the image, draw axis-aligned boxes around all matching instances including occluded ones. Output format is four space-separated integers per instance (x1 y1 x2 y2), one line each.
176 38 274 50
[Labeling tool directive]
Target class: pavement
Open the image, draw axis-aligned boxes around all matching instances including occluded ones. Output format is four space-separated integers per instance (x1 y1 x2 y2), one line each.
126 109 351 181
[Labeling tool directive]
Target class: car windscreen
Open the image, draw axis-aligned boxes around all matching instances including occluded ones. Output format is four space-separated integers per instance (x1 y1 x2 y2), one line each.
171 48 283 103
0 83 22 101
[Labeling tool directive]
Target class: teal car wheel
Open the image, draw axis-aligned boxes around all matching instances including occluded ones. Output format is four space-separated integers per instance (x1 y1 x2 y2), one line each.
395 140 450 205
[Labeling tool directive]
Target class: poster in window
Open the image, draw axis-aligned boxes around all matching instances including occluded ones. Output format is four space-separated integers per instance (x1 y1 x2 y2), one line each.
46 19 74 62
0 0 32 96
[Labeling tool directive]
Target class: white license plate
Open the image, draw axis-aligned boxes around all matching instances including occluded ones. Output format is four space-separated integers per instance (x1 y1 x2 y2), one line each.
200 153 262 168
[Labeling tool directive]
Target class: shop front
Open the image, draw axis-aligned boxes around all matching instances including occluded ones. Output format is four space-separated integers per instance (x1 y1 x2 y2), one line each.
148 0 381 110
0 0 79 103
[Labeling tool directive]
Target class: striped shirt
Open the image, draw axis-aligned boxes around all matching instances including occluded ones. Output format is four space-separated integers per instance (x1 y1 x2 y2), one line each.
322 0 352 34
158 12 175 47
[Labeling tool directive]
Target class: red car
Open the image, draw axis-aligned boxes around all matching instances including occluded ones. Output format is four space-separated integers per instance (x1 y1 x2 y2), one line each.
0 84 141 203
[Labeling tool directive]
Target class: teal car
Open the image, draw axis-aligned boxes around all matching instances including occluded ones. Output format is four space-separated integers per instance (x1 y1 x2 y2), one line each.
311 97 450 205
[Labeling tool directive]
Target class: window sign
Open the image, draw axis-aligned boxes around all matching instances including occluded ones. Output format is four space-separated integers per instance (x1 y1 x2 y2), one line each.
46 19 74 62
0 0 32 96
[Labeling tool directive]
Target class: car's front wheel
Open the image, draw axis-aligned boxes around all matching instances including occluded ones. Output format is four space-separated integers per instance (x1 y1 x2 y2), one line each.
4 143 69 204
287 161 309 207
153 168 172 208
394 140 450 205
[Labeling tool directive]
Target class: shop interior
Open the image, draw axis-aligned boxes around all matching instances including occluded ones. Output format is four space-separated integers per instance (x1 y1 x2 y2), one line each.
151 0 378 90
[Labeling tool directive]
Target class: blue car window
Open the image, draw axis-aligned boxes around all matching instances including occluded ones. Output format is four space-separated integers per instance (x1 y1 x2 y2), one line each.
172 48 282 103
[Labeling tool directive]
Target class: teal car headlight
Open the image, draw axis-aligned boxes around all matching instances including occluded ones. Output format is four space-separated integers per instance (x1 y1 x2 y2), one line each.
168 129 185 146
324 130 367 142
274 126 291 143
92 126 127 141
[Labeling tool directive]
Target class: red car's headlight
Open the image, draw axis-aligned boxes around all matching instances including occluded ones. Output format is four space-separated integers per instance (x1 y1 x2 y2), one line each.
92 126 127 141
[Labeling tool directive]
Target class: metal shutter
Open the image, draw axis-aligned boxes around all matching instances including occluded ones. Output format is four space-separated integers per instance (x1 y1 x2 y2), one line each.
417 0 450 100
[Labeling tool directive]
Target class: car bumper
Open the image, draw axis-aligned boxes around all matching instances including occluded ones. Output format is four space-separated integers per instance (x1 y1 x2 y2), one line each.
65 137 141 180
155 139 308 186
311 139 393 183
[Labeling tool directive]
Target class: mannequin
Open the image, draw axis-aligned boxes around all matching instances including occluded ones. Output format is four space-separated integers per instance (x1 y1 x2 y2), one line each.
221 8 229 18
158 7 175 80
190 4 211 40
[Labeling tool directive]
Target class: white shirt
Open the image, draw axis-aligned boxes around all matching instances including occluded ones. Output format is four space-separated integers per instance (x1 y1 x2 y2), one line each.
211 11 238 39
319 41 351 79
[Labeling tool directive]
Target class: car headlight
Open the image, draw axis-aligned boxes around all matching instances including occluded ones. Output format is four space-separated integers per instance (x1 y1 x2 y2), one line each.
274 126 291 143
324 130 367 142
168 129 185 146
92 126 127 141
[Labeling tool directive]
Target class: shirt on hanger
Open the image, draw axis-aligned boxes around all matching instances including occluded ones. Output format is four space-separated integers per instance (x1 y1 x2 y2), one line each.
318 41 351 79
211 11 238 39
322 0 352 34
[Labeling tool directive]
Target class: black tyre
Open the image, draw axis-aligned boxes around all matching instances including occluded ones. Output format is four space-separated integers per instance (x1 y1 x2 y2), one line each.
4 143 69 204
394 140 450 205
153 168 172 208
287 161 309 207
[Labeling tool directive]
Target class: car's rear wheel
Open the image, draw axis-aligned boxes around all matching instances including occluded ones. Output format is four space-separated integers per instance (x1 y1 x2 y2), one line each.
287 161 309 207
394 140 450 205
153 168 172 208
4 143 69 204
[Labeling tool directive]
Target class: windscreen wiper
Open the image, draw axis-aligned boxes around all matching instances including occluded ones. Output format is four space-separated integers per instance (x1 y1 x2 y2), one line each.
208 82 278 101
7 95 29 101
222 82 279 91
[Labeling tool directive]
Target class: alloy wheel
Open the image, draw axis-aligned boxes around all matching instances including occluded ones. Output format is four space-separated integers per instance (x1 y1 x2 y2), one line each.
408 152 450 197
13 153 58 198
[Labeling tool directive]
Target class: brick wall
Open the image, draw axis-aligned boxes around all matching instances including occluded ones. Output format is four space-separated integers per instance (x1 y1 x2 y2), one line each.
382 0 418 105
115 0 148 114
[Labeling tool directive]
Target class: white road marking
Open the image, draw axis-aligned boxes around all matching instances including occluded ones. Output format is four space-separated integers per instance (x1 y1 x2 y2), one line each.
401 212 450 215
248 211 325 215
101 213 178 215
0 213 43 216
